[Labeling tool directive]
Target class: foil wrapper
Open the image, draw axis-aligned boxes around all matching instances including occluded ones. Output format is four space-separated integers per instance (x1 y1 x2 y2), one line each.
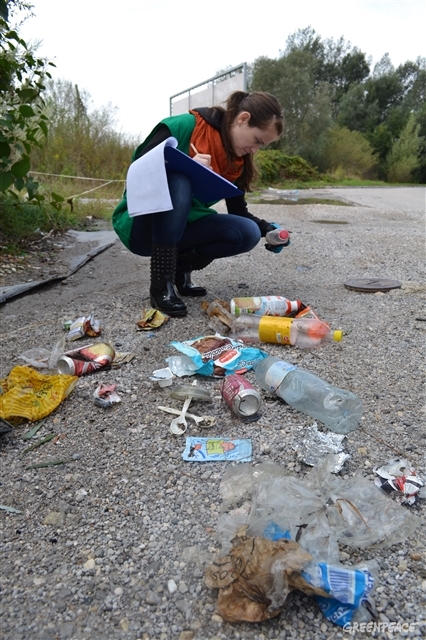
294 422 349 472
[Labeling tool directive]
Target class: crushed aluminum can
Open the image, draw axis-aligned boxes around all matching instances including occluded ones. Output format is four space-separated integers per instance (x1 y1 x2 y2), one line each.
221 373 262 419
294 422 349 472
374 458 425 505
57 343 115 376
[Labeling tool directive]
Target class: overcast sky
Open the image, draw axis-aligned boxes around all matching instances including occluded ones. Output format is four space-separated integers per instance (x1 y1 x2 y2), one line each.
19 0 425 141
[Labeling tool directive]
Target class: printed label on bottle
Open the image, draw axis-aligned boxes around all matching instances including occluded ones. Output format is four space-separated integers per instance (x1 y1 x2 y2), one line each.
264 361 296 392
258 317 293 344
232 296 297 317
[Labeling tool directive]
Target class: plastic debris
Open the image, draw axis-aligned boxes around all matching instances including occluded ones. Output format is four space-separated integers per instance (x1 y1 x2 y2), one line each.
67 313 101 341
150 367 174 387
136 307 168 330
374 458 425 505
93 383 121 408
293 422 349 472
0 366 78 423
168 384 212 435
182 437 252 462
158 406 216 428
201 300 234 335
18 336 67 371
0 505 22 514
204 523 375 626
169 334 268 377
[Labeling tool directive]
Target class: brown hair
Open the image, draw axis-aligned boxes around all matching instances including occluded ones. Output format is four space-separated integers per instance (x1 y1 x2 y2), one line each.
218 91 284 190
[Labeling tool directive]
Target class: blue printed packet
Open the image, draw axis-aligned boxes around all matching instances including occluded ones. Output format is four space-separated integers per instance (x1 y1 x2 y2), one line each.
263 522 375 627
168 335 268 377
182 437 252 462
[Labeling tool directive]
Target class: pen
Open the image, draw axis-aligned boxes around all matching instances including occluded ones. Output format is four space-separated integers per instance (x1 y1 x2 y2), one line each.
190 143 199 155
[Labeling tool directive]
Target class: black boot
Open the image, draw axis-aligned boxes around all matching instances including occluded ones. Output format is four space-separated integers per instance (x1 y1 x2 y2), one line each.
175 250 212 297
150 243 187 317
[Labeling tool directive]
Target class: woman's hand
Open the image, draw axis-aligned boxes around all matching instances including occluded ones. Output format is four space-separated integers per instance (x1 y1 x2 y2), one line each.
192 152 212 168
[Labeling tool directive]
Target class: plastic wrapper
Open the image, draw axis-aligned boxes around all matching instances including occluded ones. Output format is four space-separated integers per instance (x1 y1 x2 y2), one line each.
0 366 78 423
374 458 425 505
182 437 252 462
136 307 168 330
18 336 67 370
204 523 376 626
208 457 419 626
93 383 121 408
294 422 349 472
217 455 421 559
168 334 268 377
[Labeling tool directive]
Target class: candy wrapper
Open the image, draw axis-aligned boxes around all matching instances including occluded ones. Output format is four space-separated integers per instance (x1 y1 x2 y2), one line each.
168 335 268 377
182 437 252 462
374 458 425 505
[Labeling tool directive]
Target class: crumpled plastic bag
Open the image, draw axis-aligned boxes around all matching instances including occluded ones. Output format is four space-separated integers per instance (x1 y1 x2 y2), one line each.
0 366 78 423
217 455 421 559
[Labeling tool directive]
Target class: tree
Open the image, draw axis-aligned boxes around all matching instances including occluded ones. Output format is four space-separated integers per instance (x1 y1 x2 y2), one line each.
320 125 378 177
0 0 54 199
386 114 423 182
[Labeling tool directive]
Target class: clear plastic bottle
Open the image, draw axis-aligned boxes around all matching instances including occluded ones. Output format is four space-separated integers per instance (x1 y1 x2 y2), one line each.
230 296 304 317
254 355 362 433
265 228 290 246
231 315 342 348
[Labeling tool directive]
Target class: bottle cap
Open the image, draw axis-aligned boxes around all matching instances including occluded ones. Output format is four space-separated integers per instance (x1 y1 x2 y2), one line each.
333 330 343 342
279 229 289 240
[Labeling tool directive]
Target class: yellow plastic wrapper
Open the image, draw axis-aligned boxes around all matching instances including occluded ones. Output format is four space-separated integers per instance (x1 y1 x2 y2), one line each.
0 366 78 423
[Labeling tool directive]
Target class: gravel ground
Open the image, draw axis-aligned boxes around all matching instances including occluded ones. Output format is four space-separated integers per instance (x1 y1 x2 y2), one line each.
0 194 425 640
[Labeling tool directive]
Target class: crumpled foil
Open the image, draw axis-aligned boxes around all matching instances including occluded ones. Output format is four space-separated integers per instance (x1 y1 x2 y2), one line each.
294 422 349 473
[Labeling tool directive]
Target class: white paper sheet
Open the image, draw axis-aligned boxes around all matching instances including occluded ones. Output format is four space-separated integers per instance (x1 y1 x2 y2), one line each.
126 137 178 216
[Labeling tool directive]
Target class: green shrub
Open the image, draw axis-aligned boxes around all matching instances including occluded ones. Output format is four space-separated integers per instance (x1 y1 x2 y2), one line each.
254 150 319 184
321 126 378 177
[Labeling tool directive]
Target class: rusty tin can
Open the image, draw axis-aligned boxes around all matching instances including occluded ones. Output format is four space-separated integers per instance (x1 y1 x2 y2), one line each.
221 373 262 418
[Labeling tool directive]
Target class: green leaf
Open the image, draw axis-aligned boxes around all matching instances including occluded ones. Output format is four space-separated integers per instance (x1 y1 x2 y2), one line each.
0 141 11 158
51 192 65 203
0 171 14 192
14 177 25 191
10 156 31 178
19 105 36 117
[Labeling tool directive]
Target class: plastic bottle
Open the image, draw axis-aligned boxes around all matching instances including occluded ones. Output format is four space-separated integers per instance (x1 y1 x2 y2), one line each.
231 315 342 348
265 227 291 253
254 355 362 433
230 296 304 317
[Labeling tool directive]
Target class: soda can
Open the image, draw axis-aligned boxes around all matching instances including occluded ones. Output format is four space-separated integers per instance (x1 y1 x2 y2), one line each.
221 373 262 419
57 343 115 377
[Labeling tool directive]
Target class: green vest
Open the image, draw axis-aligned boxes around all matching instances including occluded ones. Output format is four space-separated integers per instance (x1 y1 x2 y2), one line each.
112 113 220 249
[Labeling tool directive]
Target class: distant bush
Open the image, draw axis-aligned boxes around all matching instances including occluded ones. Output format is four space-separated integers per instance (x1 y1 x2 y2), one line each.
321 126 378 177
254 150 319 184
386 115 422 183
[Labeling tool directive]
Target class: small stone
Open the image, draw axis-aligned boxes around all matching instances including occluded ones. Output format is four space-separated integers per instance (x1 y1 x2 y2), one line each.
410 552 422 561
114 587 123 596
120 619 129 632
145 591 161 605
84 558 96 570
178 581 188 594
167 579 177 594
421 580 426 592
43 511 65 526
397 560 407 572
75 489 87 502
33 576 46 586
358 447 367 455
179 632 195 640
211 614 223 624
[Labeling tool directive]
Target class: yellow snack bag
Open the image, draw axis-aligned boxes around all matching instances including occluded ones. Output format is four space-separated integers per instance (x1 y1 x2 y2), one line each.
0 366 78 423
